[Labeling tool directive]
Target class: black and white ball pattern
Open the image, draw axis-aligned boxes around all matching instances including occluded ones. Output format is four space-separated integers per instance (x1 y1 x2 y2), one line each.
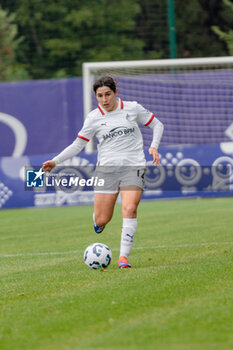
84 243 112 269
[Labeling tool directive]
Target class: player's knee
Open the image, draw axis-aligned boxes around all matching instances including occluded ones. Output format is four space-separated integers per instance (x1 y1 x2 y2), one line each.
95 214 111 227
122 204 137 218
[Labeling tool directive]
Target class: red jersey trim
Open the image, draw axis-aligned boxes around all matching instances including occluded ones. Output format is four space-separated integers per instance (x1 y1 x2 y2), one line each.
98 99 123 115
98 105 105 115
144 113 155 126
78 134 89 142
120 99 124 109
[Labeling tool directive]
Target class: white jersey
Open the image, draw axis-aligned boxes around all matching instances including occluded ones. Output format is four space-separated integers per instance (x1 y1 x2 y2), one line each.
78 99 156 166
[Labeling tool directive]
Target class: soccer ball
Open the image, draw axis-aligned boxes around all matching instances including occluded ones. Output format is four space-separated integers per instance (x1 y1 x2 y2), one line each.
84 243 112 269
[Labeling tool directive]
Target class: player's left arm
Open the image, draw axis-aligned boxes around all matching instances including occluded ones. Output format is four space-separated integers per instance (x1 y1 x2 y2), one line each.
135 103 164 165
149 147 160 165
148 118 164 165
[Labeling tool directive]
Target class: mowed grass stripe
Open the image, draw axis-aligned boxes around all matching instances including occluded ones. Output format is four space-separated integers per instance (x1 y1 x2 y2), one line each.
0 240 232 258
0 197 232 350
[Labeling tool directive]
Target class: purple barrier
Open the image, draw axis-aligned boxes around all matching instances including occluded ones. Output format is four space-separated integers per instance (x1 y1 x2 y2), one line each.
0 78 83 157
1 72 233 158
0 143 232 209
116 71 233 147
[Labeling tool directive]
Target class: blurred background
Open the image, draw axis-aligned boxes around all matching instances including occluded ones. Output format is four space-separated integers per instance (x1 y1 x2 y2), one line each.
0 0 233 81
0 0 233 208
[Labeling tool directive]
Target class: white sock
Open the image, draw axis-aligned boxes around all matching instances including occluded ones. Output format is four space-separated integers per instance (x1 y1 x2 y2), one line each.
120 218 137 259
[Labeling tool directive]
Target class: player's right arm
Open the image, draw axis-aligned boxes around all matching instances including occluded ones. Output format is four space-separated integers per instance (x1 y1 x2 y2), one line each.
42 159 56 172
42 116 95 172
42 137 87 171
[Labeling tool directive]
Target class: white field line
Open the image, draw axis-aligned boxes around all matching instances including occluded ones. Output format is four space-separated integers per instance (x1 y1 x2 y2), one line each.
0 241 232 258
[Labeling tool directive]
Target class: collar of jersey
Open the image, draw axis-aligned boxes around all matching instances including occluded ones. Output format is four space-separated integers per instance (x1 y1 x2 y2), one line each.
98 98 123 115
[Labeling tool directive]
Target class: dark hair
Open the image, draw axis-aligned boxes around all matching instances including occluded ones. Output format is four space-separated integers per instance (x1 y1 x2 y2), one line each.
93 76 117 94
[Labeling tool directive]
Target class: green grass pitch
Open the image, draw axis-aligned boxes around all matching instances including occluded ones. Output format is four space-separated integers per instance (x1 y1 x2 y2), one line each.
0 197 232 350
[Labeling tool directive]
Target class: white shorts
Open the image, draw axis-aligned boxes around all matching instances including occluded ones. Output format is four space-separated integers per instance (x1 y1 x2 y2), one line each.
94 166 146 193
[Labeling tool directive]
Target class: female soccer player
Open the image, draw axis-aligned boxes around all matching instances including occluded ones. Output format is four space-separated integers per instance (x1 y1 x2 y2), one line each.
42 76 164 268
